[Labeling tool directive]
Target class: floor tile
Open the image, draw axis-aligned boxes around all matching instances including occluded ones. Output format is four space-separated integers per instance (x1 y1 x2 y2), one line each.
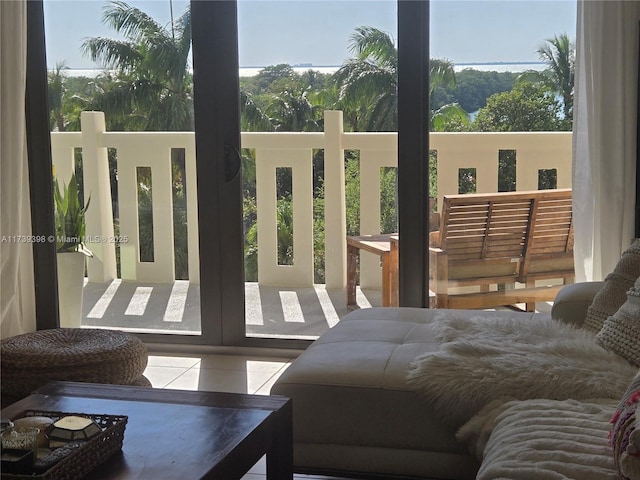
163 367 275 394
146 354 202 368
198 354 291 373
254 363 291 395
142 365 189 388
148 352 362 478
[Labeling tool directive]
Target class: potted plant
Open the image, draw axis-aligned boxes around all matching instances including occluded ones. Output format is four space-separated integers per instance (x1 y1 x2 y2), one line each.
54 170 92 328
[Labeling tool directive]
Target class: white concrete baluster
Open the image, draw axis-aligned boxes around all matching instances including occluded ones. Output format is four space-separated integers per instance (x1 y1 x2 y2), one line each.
80 112 117 282
256 147 314 287
50 132 80 187
185 139 200 284
323 110 347 289
116 141 175 283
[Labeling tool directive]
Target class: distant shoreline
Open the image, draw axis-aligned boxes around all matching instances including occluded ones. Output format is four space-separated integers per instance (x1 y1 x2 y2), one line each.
58 61 546 78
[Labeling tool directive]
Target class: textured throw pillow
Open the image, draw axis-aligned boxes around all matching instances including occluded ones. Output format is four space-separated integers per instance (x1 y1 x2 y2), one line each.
596 276 640 367
585 240 640 333
474 398 619 480
611 370 640 480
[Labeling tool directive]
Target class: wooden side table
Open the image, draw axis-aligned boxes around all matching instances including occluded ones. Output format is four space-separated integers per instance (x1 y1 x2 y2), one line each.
390 234 399 307
346 234 398 309
346 234 434 310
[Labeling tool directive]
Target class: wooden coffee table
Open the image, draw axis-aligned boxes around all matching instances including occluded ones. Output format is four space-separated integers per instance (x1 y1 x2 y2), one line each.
1 381 292 479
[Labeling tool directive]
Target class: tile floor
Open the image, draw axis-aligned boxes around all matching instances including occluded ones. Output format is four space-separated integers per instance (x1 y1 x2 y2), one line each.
143 351 354 480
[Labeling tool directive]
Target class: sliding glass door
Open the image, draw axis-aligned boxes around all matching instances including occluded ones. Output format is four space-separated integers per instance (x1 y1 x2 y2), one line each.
38 0 430 346
43 0 209 340
190 1 245 345
234 1 412 341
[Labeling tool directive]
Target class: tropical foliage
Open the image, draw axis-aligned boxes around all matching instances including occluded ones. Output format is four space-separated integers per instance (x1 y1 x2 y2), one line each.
48 3 574 283
81 1 193 278
474 82 564 132
81 0 193 131
517 33 575 125
53 171 93 256
432 69 516 113
332 26 469 132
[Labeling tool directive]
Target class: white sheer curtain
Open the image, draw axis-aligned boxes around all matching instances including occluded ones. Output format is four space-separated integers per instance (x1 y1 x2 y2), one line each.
0 0 36 337
573 0 640 282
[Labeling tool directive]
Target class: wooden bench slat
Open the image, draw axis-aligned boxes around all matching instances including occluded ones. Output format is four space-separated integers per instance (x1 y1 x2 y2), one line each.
446 248 524 259
445 285 564 310
447 229 529 242
531 224 572 233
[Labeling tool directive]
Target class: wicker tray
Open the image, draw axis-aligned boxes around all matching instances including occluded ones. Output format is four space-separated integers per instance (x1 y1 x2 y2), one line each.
1 410 127 480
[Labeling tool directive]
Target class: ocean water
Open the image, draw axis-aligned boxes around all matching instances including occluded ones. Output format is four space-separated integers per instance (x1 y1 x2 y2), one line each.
453 62 546 73
61 62 546 78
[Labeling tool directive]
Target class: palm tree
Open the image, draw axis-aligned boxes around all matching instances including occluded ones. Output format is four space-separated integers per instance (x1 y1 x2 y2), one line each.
332 26 397 131
48 62 86 132
240 91 273 132
81 0 193 131
266 89 321 132
82 1 193 279
332 26 468 132
517 33 575 122
428 59 470 131
48 62 68 132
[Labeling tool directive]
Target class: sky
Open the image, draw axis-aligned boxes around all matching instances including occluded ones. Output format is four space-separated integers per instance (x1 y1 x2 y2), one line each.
43 0 577 70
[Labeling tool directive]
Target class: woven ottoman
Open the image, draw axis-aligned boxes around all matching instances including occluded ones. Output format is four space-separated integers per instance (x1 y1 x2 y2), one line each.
1 328 150 405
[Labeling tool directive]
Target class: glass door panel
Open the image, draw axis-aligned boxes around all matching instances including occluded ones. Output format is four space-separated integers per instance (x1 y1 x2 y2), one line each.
44 0 204 339
237 0 397 340
427 1 577 310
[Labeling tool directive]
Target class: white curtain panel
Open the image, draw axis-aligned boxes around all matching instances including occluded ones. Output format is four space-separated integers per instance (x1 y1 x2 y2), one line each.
0 0 36 337
573 0 640 281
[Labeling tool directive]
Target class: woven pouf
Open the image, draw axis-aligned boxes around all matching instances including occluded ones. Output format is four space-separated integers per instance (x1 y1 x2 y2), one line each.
1 328 149 398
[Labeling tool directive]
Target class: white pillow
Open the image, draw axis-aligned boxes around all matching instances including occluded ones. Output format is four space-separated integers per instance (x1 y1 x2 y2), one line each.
584 239 640 333
474 398 619 480
596 276 640 367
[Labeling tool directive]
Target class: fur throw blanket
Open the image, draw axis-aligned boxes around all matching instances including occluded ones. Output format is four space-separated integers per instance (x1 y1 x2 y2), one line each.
406 314 637 429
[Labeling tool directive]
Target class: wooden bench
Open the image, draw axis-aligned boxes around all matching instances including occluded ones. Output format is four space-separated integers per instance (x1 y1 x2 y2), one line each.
429 189 573 311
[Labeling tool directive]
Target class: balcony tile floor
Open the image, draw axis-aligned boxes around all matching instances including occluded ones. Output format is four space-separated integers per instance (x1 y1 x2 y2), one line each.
82 279 554 340
81 281 382 339
143 351 354 479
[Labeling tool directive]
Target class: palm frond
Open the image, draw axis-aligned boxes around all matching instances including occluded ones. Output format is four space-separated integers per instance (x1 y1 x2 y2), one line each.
174 9 192 86
429 59 456 94
348 26 397 69
337 63 396 104
431 103 469 132
102 1 164 41
515 70 552 87
366 93 397 131
144 93 193 131
81 37 143 71
536 32 575 119
47 62 68 113
240 91 274 131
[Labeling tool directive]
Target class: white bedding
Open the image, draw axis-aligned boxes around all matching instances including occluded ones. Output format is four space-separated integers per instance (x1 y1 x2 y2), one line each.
457 398 619 480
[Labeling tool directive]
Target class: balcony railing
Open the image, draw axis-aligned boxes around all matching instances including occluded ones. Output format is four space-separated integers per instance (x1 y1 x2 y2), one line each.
51 110 572 293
